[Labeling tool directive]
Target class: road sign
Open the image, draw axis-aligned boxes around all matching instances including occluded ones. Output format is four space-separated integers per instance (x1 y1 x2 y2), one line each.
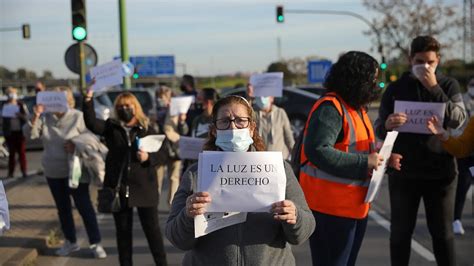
64 43 98 74
126 56 175 77
307 60 332 84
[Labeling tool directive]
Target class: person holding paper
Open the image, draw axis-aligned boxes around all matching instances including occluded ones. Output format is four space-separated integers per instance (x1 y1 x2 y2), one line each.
248 87 295 160
166 95 315 266
83 90 168 266
190 88 218 138
300 51 402 266
2 87 28 178
23 86 106 258
375 36 466 266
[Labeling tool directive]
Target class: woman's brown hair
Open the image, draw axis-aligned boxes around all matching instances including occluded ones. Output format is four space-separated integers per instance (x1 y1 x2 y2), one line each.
203 95 265 151
114 92 149 129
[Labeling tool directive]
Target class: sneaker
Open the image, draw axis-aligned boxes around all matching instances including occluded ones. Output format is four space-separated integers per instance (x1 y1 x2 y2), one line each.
90 244 107 259
55 240 80 256
453 219 465 235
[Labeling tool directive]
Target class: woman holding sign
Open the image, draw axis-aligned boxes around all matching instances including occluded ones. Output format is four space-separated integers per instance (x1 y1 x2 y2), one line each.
166 95 315 265
23 87 106 258
300 51 402 266
83 90 168 266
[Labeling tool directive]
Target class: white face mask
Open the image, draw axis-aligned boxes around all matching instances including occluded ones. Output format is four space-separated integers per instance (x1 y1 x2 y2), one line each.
8 93 17 100
412 63 437 79
215 128 254 152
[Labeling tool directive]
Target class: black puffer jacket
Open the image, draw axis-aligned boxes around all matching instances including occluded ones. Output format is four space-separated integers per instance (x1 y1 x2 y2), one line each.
83 100 166 207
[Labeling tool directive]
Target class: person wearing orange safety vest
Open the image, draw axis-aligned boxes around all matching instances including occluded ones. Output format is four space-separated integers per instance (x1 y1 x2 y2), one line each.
299 51 402 266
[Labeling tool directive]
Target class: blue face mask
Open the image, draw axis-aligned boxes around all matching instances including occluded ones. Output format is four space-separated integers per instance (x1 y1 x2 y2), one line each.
215 128 254 152
254 96 271 110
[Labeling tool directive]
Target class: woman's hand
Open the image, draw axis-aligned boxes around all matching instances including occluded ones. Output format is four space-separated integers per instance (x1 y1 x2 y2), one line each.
271 200 297 225
84 79 95 102
64 140 75 153
385 112 408 131
427 115 448 141
185 192 212 218
137 149 149 163
178 113 187 123
388 153 403 171
368 152 384 171
33 104 44 118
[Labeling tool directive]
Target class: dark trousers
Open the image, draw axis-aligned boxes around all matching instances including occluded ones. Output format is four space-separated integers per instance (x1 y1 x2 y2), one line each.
309 210 368 266
47 178 101 244
113 206 167 266
455 157 473 220
388 175 456 266
5 131 26 176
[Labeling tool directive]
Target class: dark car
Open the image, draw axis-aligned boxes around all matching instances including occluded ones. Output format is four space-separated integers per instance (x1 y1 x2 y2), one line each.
219 86 322 138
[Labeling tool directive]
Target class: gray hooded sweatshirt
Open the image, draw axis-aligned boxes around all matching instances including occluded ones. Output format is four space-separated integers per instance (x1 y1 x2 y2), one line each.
166 160 315 266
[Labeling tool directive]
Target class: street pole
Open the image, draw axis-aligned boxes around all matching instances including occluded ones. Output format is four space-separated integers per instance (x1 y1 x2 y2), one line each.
79 41 87 92
119 0 131 90
277 36 282 61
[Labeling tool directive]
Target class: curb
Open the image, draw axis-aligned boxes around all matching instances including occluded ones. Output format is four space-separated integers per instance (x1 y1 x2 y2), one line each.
3 248 38 266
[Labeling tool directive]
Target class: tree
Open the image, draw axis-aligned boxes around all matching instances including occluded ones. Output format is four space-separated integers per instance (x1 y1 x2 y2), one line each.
267 61 295 85
41 70 54 80
362 0 463 60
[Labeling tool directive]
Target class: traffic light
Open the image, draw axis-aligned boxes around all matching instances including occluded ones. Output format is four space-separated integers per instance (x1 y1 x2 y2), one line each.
132 69 139 79
378 81 386 89
71 0 87 41
276 6 284 23
22 24 30 39
380 62 387 70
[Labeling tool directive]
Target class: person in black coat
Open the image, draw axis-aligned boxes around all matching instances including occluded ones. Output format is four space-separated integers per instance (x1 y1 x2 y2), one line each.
83 90 167 266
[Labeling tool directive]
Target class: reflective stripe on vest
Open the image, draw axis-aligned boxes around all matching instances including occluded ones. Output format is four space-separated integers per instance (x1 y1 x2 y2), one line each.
299 93 374 219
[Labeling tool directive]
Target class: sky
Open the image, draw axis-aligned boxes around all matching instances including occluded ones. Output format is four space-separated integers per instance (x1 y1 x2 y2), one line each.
0 0 463 78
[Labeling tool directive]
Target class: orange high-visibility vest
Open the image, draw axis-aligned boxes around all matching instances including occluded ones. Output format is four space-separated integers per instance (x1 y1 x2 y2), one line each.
299 92 375 219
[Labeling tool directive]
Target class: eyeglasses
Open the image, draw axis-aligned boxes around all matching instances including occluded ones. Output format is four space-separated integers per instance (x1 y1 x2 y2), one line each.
214 117 251 130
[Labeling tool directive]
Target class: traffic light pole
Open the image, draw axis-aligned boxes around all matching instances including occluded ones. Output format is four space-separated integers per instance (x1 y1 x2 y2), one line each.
119 0 131 90
78 41 87 93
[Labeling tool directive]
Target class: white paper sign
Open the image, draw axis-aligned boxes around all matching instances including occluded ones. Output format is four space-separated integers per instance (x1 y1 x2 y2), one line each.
170 96 194 116
178 136 205 160
365 131 399 203
138 135 166 153
1 104 20 118
250 72 283 97
394 101 446 134
194 212 247 238
37 91 69 113
198 151 286 212
90 59 124 91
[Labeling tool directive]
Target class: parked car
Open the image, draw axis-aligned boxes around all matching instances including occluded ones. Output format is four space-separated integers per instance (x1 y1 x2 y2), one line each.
219 86 322 139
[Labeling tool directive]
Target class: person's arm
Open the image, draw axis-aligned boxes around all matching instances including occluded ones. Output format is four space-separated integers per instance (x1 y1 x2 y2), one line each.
165 167 197 250
279 162 315 244
442 117 474 158
164 112 180 143
280 109 295 153
83 97 106 136
23 105 44 140
304 102 369 180
428 78 466 129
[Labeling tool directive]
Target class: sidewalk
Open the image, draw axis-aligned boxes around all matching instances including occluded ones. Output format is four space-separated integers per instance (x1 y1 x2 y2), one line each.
0 175 64 265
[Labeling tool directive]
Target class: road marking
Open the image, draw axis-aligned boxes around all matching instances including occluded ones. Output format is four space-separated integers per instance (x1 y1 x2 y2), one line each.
369 210 436 262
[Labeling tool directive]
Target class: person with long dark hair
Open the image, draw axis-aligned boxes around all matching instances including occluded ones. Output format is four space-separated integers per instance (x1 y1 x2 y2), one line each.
299 51 402 266
166 95 315 265
83 90 168 265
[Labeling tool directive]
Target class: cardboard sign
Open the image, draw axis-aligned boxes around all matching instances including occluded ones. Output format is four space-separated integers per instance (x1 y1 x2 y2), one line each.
90 59 124 91
198 151 286 212
250 72 283 97
1 104 19 118
169 96 194 116
394 101 446 134
36 91 69 113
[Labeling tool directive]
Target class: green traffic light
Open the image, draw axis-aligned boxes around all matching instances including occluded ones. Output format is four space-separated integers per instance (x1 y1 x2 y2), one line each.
277 15 284 22
72 26 87 41
380 63 387 70
378 82 386 88
133 73 139 79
